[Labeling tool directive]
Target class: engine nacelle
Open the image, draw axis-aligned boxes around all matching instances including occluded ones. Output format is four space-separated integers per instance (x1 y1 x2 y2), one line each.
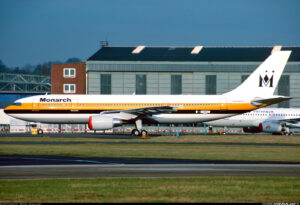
243 126 260 133
88 115 122 130
288 123 300 129
259 122 282 133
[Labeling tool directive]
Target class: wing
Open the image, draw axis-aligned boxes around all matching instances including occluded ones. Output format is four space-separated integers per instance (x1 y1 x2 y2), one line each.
122 105 176 115
264 117 300 129
276 118 300 124
99 106 177 121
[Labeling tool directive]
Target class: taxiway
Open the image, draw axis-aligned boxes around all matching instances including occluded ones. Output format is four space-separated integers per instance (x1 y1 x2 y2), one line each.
1 155 299 179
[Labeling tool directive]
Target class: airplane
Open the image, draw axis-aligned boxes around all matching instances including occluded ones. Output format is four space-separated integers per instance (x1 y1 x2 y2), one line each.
4 51 292 136
204 108 300 135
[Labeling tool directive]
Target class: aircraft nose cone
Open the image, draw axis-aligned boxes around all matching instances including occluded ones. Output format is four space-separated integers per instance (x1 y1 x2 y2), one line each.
3 106 9 114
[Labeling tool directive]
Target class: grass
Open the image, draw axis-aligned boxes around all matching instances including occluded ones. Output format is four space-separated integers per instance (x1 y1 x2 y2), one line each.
1 134 300 202
0 177 299 203
1 134 300 144
1 135 300 162
1 143 300 162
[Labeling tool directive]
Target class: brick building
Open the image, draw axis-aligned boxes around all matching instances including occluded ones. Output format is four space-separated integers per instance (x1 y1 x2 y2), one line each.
51 62 86 94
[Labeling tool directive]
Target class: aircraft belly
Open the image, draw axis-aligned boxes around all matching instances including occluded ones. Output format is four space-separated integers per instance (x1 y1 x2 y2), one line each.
10 112 245 125
151 114 234 124
227 120 259 127
235 121 252 127
9 114 89 124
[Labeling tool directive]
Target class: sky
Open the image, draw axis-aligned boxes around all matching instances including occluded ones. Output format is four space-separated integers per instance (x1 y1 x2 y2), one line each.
0 0 300 68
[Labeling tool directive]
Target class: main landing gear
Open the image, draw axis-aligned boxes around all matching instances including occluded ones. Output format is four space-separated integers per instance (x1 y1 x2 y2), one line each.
131 119 148 137
131 129 148 136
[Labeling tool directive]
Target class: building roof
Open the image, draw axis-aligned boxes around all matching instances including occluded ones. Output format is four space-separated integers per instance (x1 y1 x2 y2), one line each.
87 46 300 62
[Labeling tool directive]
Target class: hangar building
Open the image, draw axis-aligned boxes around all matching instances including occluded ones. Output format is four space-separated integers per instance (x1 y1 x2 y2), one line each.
86 45 300 108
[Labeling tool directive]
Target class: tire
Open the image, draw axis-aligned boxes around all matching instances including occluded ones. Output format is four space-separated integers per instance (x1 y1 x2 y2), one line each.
131 129 140 136
38 129 43 134
141 130 148 136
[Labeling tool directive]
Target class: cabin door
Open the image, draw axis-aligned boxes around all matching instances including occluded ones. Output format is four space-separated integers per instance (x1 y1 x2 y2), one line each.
71 99 78 109
32 99 40 110
219 98 228 111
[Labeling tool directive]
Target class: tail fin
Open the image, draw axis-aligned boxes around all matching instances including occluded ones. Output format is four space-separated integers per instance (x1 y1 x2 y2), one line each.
223 50 291 97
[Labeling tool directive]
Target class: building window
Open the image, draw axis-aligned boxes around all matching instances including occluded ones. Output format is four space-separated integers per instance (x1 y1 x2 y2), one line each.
171 75 182 95
206 75 216 95
136 74 147 94
278 75 290 108
241 75 249 83
64 68 76 78
64 84 76 93
101 74 111 94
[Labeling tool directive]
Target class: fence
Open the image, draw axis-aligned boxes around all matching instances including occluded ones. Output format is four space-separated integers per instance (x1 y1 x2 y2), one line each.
2 125 299 135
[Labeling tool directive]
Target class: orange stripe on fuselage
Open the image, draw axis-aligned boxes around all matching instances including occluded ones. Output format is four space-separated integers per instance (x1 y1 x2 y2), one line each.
5 102 263 112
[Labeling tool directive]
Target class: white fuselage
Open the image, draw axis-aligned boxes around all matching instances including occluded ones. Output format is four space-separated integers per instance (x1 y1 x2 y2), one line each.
205 108 300 127
5 94 259 124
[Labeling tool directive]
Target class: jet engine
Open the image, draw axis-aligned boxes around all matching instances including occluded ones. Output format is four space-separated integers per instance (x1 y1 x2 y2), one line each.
288 124 300 128
88 115 122 130
258 122 282 133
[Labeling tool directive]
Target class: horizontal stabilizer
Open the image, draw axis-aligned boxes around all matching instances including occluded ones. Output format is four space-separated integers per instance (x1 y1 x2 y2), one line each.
251 96 293 106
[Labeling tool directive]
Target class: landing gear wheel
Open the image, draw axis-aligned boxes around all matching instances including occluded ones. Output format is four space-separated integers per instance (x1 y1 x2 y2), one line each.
38 129 43 134
131 129 140 136
141 130 148 136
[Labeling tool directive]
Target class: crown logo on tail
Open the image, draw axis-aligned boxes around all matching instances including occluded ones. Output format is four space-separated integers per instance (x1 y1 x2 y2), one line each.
259 70 274 87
